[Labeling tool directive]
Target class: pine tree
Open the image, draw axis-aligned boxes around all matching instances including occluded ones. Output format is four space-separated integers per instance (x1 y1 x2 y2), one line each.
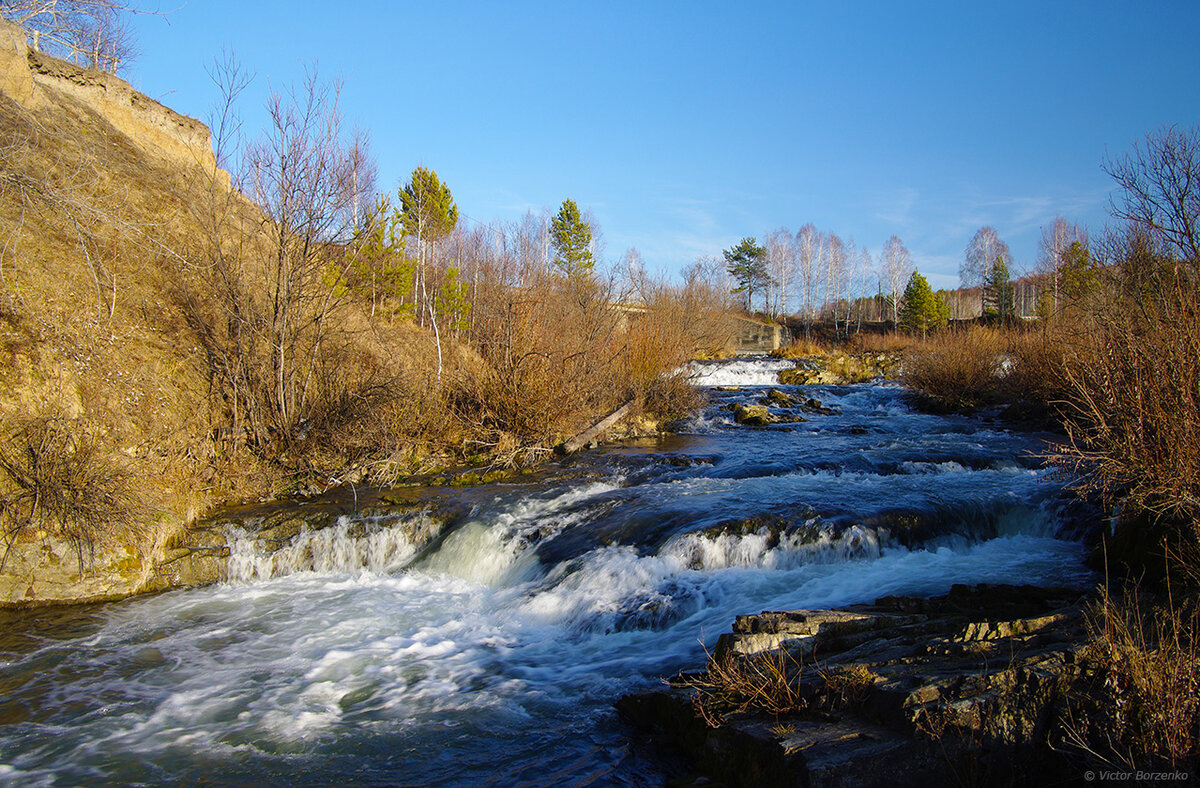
723 237 771 313
353 194 412 318
549 199 595 279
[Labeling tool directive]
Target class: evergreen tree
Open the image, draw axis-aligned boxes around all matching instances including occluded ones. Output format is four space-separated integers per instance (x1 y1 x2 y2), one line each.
898 270 948 337
353 194 412 318
549 199 595 279
399 166 458 242
1058 241 1100 303
399 166 458 385
982 255 1016 320
723 237 771 312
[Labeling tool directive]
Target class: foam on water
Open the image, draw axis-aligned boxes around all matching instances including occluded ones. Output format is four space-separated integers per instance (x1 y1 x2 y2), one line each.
224 512 437 582
0 362 1096 786
686 357 796 387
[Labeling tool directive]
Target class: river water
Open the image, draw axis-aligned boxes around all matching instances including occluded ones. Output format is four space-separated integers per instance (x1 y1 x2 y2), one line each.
0 358 1093 786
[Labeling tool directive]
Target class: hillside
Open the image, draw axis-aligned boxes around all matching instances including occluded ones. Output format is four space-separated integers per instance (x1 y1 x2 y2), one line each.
0 18 725 604
0 18 246 602
0 20 461 603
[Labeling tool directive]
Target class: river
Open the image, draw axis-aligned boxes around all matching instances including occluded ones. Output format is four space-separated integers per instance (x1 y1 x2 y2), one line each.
0 358 1093 786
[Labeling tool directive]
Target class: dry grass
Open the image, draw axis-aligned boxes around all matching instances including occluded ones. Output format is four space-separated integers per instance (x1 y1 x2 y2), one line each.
849 331 924 354
676 643 808 728
1062 587 1200 771
819 663 876 710
772 336 834 359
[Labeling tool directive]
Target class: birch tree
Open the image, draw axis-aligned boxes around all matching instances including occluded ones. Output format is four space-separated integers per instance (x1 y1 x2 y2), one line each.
795 224 820 336
962 226 1011 316
1036 217 1088 312
764 227 795 316
881 235 911 328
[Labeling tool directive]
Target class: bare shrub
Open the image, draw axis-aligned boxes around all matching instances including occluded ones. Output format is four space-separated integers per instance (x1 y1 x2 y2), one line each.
1061 588 1200 771
1052 128 1200 532
902 325 1008 410
0 412 141 572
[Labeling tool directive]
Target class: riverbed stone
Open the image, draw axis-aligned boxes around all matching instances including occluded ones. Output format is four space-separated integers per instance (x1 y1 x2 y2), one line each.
765 389 795 407
619 583 1091 787
734 403 775 426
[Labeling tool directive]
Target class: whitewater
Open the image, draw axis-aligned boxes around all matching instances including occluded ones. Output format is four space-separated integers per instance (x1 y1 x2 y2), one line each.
0 358 1092 786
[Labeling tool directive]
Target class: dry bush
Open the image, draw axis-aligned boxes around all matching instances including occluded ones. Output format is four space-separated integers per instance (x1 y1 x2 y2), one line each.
453 274 624 452
1054 270 1200 529
902 325 1010 410
616 278 720 421
677 643 808 727
455 261 718 456
0 412 143 572
1062 588 1200 771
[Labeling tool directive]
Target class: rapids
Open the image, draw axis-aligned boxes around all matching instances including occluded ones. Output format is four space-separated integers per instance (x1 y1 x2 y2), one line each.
0 358 1093 786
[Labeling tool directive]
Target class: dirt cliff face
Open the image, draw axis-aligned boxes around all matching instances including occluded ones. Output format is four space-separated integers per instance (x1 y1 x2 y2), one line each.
0 19 239 605
0 19 216 172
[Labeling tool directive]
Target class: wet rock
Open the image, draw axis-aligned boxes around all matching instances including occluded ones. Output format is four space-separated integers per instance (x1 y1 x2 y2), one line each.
765 389 795 407
778 353 901 386
619 584 1091 787
799 397 838 416
734 403 775 426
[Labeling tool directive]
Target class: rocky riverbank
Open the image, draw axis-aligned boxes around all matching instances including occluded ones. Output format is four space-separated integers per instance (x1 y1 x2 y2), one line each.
619 583 1099 787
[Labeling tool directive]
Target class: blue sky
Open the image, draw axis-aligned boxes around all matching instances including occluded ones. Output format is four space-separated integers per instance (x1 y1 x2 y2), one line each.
127 2 1200 290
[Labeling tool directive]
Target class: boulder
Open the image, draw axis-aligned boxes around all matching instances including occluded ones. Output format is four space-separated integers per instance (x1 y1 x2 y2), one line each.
765 389 795 407
734 403 775 426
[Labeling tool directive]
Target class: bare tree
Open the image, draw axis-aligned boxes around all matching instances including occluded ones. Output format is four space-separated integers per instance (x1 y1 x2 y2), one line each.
174 64 373 445
1105 124 1200 272
764 227 794 316
823 232 847 336
962 226 1011 316
1 0 149 73
795 224 819 337
881 235 910 329
1035 216 1088 312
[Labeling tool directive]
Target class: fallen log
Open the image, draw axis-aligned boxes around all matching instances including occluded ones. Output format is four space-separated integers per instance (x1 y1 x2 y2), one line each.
555 399 636 455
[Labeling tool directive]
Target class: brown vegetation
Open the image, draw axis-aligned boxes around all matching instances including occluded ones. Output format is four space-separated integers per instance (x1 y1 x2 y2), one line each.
677 642 808 728
1063 587 1200 772
0 37 731 598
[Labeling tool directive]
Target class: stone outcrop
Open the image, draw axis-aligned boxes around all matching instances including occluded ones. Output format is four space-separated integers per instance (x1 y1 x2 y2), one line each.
779 353 901 386
619 584 1092 787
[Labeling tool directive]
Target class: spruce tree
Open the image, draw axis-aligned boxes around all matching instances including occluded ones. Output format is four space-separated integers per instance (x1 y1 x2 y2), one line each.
982 256 1015 321
898 270 948 337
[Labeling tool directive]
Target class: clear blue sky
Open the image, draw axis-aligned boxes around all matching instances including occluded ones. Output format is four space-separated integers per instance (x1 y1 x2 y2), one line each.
127 2 1200 290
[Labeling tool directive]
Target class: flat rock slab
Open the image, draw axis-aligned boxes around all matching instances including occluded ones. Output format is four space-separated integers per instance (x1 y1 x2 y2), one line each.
619 583 1092 787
